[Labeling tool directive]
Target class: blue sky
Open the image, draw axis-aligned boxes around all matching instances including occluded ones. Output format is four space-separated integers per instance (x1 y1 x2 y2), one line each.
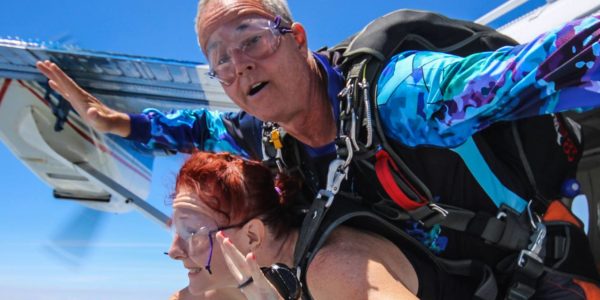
0 0 549 299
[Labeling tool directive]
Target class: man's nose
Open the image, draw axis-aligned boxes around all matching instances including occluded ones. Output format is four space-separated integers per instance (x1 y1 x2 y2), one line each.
168 235 187 260
231 49 255 76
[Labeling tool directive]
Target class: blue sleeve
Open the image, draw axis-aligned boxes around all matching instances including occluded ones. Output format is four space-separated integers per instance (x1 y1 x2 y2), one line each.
127 108 249 157
376 15 600 148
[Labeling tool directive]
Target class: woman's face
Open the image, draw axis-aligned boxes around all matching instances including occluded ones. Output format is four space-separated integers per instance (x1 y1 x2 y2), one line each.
168 191 244 295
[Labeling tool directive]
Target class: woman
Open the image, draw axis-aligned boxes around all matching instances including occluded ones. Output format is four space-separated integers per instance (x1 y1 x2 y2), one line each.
167 152 420 299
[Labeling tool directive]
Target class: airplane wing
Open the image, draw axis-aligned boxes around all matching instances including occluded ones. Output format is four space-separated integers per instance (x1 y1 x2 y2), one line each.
0 38 235 227
478 0 600 43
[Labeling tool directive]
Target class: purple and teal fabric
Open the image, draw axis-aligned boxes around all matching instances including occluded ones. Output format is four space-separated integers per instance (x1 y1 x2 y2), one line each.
377 15 600 148
128 108 248 156
128 15 600 163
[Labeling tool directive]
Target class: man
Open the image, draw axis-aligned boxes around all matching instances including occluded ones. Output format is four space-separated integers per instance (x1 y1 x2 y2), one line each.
37 0 600 298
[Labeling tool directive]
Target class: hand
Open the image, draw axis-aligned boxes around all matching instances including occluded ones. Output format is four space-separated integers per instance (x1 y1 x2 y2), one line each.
35 60 131 137
216 231 283 300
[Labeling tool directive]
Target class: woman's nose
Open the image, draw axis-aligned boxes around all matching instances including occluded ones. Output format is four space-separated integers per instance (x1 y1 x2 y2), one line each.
168 235 187 260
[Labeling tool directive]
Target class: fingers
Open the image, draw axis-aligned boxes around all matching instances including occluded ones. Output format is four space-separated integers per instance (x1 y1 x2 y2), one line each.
36 60 83 98
37 61 64 94
47 61 79 88
35 60 54 78
216 232 282 300
36 60 63 80
36 61 64 85
245 252 268 286
216 231 248 281
48 80 67 96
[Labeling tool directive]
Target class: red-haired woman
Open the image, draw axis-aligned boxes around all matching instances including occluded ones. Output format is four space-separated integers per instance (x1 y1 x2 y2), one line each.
167 152 420 300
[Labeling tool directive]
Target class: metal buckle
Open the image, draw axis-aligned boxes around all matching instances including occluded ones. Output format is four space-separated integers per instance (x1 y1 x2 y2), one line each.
415 204 448 228
517 222 546 267
515 200 547 282
316 158 349 208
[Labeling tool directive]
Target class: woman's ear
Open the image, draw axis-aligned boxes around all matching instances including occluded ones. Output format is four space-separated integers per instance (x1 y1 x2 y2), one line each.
242 218 266 251
291 22 308 51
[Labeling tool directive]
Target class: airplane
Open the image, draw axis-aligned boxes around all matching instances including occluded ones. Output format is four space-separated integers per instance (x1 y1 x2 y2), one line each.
0 38 237 229
0 0 598 268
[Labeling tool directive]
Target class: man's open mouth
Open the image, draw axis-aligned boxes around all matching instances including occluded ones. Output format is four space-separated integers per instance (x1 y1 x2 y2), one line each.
248 81 268 96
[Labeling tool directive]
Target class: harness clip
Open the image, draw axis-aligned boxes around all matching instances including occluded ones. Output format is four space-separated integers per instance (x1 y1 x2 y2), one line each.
315 158 349 208
412 204 448 228
517 222 547 267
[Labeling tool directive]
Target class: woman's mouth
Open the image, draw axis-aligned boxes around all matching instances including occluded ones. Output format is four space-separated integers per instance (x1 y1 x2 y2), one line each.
188 267 203 275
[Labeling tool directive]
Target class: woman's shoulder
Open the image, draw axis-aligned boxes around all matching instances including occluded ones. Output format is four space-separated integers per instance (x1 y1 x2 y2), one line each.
316 226 400 257
169 287 192 300
304 226 419 299
168 287 240 300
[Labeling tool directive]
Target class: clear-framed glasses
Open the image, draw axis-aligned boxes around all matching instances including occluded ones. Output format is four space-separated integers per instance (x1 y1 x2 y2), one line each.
206 16 292 86
171 216 248 274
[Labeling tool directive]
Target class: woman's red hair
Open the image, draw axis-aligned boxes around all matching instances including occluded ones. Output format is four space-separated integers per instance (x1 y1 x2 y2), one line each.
174 152 298 237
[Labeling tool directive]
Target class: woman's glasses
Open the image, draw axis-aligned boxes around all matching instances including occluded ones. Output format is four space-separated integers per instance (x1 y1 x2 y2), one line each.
172 219 248 274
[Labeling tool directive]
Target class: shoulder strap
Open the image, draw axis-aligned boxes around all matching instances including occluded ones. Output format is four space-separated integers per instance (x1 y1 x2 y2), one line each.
511 121 551 212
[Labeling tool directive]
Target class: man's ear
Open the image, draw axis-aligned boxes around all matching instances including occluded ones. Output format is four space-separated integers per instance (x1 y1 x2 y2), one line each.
291 23 308 51
242 218 266 251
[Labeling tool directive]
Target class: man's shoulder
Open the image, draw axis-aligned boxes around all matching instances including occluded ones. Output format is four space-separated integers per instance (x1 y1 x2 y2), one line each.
220 110 264 159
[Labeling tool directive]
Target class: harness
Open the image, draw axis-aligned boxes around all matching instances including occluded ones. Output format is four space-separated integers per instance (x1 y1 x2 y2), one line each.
246 10 599 300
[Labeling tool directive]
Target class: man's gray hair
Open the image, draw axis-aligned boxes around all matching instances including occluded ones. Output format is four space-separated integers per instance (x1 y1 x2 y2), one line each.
195 0 294 35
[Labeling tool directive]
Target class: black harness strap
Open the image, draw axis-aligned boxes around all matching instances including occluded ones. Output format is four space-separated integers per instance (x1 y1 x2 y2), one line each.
438 206 531 250
292 192 331 269
511 122 551 212
437 259 499 300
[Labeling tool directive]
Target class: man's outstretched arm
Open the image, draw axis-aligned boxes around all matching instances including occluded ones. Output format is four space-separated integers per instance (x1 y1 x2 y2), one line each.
36 61 247 156
377 15 600 148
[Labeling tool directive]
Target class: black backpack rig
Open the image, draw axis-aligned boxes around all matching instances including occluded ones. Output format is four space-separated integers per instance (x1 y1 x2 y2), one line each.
250 10 599 300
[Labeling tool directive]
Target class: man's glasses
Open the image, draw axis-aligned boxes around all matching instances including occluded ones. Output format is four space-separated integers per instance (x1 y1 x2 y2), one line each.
206 16 292 86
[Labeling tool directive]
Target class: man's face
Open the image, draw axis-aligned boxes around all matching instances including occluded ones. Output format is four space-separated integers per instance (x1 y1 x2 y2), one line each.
198 3 312 123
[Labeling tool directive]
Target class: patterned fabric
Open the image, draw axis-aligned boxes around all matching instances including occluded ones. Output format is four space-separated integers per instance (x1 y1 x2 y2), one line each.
128 15 600 159
377 15 600 148
128 108 247 156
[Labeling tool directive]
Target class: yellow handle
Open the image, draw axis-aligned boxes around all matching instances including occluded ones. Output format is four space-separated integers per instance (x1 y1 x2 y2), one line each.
271 129 283 149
